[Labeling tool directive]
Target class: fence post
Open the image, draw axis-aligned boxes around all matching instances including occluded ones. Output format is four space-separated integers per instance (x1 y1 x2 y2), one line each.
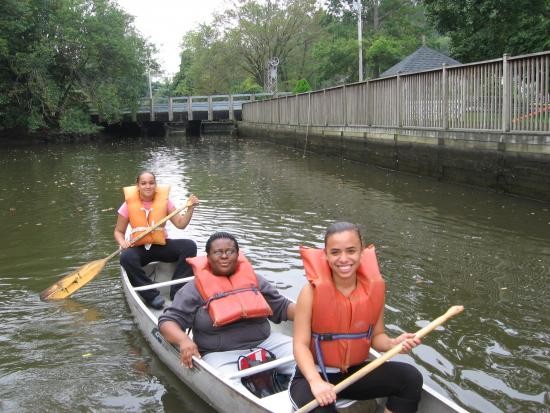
277 96 281 124
286 95 289 125
396 74 402 127
442 64 448 130
188 96 193 121
308 92 311 127
343 85 347 126
324 89 328 126
502 53 510 132
149 97 155 121
297 94 301 126
168 97 173 122
366 81 371 126
228 95 234 120
208 96 213 121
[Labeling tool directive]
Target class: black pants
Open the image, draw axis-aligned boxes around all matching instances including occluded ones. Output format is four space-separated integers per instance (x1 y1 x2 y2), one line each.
289 361 423 413
120 238 197 302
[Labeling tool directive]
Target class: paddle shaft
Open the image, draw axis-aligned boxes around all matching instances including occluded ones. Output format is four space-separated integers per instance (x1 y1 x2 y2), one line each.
295 305 464 413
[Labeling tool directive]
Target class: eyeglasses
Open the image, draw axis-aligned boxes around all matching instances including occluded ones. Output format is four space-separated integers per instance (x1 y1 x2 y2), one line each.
211 248 237 258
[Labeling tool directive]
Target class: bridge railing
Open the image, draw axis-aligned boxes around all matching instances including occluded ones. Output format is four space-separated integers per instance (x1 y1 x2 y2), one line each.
133 93 285 121
242 51 550 133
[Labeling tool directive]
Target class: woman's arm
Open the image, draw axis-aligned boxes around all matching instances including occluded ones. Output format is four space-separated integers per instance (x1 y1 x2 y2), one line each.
114 214 131 249
286 302 295 321
370 301 421 353
159 320 201 368
293 284 337 407
170 194 199 229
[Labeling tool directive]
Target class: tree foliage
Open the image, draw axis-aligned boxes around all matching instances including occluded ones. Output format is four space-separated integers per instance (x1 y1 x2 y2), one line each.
324 0 438 78
171 0 443 93
0 0 155 132
423 0 550 62
292 78 312 93
173 0 323 95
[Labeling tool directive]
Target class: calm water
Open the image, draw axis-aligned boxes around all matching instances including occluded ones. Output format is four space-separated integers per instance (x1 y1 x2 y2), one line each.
0 134 548 412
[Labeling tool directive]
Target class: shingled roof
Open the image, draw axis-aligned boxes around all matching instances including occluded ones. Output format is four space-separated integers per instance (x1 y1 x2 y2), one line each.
379 45 461 77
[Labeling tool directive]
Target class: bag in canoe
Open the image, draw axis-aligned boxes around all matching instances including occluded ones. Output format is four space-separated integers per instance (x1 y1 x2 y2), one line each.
237 348 290 398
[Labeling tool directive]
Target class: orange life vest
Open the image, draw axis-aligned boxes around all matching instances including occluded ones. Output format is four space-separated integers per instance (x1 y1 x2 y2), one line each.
301 245 385 372
188 254 273 327
123 184 170 247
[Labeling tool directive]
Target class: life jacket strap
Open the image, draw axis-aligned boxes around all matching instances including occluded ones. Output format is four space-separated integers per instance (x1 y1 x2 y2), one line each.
312 326 374 381
203 285 261 309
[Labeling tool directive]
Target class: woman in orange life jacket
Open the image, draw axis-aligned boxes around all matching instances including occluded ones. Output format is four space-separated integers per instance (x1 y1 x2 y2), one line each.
158 232 295 375
113 170 199 309
290 222 423 413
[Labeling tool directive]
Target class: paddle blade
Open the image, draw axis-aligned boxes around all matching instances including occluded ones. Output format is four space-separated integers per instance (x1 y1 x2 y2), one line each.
40 258 108 301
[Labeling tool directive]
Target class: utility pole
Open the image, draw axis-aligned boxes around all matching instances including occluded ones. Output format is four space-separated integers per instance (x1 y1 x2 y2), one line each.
353 0 363 82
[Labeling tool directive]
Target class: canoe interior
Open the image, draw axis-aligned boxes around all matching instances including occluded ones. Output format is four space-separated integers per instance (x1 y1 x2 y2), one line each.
122 261 468 413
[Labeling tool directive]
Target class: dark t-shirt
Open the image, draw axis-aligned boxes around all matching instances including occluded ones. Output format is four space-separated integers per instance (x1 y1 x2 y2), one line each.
158 274 291 354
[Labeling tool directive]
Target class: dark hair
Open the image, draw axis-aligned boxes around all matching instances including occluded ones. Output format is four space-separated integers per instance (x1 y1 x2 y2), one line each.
205 232 239 254
324 222 363 247
136 170 156 184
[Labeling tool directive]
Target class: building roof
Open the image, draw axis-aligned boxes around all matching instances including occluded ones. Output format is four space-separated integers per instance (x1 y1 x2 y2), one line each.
379 45 462 77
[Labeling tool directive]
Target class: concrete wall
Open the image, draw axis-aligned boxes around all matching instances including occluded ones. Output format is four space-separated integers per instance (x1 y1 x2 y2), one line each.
237 122 550 203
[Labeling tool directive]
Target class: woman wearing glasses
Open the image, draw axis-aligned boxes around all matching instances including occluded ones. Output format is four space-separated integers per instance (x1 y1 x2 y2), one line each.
159 232 295 374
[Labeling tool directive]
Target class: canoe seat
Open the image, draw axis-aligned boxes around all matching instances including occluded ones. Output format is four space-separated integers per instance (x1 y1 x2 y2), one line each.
226 355 295 379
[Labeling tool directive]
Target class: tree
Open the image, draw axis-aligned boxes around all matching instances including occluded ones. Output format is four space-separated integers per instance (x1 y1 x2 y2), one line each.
173 24 245 95
0 0 155 133
423 0 550 62
221 0 321 88
232 77 264 93
292 78 312 93
171 0 448 93
323 0 440 79
172 0 323 94
310 16 358 87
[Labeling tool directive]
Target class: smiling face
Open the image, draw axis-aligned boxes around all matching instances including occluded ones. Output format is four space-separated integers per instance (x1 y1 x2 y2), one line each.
324 229 363 282
136 172 156 201
207 238 239 276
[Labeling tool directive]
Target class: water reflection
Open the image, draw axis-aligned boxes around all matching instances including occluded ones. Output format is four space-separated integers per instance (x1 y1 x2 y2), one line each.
0 135 548 412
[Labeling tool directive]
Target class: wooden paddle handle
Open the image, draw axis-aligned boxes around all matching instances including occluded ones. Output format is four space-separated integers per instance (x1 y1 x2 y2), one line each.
295 305 464 413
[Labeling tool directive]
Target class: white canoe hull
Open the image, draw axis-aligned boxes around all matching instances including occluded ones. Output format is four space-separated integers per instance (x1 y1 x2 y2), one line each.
121 262 468 413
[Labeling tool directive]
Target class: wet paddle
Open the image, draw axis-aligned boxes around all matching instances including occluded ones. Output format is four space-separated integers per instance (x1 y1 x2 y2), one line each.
39 203 191 301
295 305 465 413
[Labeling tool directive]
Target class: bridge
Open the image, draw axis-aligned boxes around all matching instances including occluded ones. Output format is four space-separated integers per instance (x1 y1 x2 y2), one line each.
128 93 284 123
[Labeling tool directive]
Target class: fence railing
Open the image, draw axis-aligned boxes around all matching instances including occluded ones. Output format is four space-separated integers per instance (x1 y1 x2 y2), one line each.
242 51 550 133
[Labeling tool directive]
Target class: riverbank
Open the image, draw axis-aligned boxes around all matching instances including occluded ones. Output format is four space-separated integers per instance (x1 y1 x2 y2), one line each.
0 128 106 146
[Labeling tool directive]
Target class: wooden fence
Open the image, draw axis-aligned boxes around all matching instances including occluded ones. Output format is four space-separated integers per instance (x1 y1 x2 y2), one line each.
242 51 550 133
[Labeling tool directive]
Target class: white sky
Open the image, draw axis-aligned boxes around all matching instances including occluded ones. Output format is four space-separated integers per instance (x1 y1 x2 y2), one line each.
115 0 228 78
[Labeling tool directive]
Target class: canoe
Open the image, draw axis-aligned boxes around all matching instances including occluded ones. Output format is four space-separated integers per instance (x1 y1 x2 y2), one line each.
121 261 469 413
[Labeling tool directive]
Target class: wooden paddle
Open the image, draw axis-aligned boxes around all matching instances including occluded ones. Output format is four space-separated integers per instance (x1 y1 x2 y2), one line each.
295 305 464 413
39 203 191 301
